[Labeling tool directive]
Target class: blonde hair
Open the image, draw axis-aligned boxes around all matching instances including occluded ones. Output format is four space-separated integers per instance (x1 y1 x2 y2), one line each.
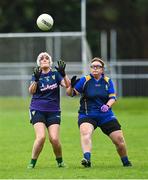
36 52 53 66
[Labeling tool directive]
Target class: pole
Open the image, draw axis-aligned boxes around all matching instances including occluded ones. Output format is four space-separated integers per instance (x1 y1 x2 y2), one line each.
110 29 122 97
100 30 107 61
81 0 87 75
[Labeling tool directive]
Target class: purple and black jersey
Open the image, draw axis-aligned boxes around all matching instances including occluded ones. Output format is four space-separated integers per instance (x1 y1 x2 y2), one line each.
30 70 63 112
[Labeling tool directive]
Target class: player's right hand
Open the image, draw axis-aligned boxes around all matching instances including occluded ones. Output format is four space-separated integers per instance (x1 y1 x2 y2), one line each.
71 76 80 88
55 60 66 77
33 67 42 82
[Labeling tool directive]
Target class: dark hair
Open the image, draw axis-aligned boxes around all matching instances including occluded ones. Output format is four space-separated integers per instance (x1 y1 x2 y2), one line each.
91 57 105 68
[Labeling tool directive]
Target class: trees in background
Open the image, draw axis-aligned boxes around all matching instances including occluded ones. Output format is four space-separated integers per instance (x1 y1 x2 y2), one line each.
0 0 148 58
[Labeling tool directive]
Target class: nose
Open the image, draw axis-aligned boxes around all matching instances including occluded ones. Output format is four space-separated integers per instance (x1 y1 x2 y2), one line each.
43 58 48 62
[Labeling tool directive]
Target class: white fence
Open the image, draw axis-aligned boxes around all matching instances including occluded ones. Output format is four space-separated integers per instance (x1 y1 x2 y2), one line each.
0 32 89 97
0 32 148 97
0 60 148 97
109 60 148 96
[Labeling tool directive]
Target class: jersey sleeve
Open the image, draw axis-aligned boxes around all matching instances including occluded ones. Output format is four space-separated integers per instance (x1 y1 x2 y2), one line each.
108 79 117 100
74 77 86 94
30 74 35 84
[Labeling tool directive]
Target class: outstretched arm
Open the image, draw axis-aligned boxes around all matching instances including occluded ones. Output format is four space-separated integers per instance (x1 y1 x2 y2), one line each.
66 76 80 96
29 67 41 94
29 81 38 94
66 86 73 96
55 60 70 88
61 75 71 88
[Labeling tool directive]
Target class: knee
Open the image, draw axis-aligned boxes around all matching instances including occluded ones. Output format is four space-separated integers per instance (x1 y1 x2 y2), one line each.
113 136 125 149
50 137 60 146
36 135 46 145
81 130 91 140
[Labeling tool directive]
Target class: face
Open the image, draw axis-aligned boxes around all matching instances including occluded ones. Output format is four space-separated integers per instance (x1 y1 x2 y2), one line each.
90 61 103 77
39 55 50 69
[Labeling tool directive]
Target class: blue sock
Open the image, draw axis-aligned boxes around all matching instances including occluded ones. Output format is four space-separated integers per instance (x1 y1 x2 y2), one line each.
121 156 129 165
84 152 91 161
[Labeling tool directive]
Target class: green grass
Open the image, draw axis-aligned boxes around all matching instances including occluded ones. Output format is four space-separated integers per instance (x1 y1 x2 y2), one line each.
0 97 148 179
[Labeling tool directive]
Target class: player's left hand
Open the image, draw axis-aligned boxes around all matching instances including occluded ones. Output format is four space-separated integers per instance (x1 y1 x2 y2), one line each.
55 60 66 77
71 76 80 88
100 104 109 112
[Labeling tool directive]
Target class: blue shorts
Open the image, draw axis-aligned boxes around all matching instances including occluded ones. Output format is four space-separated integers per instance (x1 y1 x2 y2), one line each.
78 110 117 126
29 110 61 128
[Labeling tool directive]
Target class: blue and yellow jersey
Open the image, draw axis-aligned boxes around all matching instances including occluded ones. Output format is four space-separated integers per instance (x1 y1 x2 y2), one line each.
74 74 116 115
30 70 63 112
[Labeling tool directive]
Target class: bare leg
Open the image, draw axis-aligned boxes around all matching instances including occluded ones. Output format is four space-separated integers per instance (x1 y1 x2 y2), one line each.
80 122 94 153
80 122 94 167
27 122 46 168
32 122 46 159
109 130 127 157
109 130 132 166
48 124 62 158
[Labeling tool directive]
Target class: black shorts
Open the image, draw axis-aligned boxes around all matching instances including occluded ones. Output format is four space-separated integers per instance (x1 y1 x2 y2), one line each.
78 118 121 136
100 120 121 135
29 110 61 128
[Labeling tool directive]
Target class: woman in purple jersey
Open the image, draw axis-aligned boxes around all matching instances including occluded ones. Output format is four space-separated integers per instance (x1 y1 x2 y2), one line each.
66 57 132 168
27 52 70 168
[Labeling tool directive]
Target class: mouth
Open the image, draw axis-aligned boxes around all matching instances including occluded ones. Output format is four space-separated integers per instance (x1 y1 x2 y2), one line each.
93 71 98 73
42 63 49 66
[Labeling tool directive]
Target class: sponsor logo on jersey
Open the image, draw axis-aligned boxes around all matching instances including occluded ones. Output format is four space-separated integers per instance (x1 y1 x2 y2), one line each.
40 83 58 91
95 84 101 87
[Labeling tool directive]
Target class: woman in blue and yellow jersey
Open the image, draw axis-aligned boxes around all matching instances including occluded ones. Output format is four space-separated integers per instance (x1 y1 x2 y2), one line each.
67 57 132 168
28 52 70 169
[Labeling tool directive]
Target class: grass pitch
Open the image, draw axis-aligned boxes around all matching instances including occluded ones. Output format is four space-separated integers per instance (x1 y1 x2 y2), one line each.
0 96 148 179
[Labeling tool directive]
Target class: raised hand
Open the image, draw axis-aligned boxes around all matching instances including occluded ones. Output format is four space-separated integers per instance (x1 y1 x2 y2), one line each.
71 76 80 88
33 67 42 82
55 60 66 77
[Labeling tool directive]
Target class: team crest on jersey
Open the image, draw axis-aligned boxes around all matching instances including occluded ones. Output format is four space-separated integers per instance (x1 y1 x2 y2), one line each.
52 75 55 80
32 111 36 116
105 84 108 90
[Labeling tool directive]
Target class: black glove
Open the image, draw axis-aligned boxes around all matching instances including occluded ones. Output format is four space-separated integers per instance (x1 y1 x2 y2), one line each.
33 67 42 82
55 60 66 77
71 76 80 88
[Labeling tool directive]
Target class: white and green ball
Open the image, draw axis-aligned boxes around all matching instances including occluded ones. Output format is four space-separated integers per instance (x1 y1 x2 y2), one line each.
36 13 54 31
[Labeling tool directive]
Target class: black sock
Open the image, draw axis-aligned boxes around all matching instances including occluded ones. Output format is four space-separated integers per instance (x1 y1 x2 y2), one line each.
56 157 63 164
30 159 37 167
